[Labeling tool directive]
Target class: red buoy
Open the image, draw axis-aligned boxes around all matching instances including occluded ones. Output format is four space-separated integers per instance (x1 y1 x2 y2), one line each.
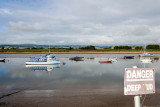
62 62 65 65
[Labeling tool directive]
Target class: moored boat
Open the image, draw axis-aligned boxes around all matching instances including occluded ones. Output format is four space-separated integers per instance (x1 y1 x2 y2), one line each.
109 57 118 62
124 56 134 59
99 60 112 63
139 43 154 57
25 54 61 65
140 58 153 63
0 58 5 62
69 56 84 61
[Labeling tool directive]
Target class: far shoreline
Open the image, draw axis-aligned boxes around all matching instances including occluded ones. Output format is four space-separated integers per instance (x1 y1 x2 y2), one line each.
1 52 160 54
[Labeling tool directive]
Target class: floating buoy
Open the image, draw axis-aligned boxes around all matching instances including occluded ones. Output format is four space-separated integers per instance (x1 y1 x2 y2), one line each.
62 62 65 65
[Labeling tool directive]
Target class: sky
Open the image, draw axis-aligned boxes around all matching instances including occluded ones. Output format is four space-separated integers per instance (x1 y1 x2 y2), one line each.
0 0 160 45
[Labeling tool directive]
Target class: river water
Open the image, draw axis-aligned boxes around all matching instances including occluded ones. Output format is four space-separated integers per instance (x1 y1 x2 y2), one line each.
0 54 160 107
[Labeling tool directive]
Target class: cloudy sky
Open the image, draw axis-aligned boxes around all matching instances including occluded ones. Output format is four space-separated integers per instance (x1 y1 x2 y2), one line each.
0 0 160 45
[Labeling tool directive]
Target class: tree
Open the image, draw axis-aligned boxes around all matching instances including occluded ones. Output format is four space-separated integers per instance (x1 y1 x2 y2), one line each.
32 47 37 49
79 45 96 50
114 46 132 49
135 46 143 50
39 47 44 49
146 44 159 50
69 47 73 50
114 46 119 49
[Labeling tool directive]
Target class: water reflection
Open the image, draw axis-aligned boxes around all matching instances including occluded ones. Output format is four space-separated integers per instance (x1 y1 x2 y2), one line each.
153 57 159 62
26 64 61 72
0 59 5 63
69 56 84 62
1 54 160 106
140 57 153 63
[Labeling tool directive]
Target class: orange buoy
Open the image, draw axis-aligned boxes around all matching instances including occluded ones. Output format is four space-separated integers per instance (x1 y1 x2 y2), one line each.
62 62 65 65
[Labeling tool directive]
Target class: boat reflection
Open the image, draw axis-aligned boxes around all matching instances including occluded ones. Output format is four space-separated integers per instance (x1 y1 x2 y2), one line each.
0 58 5 63
140 57 153 63
26 64 61 72
69 56 84 62
99 60 112 64
153 57 159 62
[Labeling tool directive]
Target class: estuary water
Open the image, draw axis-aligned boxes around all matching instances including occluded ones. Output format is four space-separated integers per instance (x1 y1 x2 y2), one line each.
0 54 160 107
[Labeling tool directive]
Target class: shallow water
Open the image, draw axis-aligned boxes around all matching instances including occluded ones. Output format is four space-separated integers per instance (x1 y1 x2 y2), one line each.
0 54 160 106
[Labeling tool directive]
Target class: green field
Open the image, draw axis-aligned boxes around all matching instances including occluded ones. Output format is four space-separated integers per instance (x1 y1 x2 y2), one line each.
1 44 160 53
1 48 160 53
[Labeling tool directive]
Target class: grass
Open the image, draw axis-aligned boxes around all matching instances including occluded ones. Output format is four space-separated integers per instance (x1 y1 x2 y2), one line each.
1 48 160 53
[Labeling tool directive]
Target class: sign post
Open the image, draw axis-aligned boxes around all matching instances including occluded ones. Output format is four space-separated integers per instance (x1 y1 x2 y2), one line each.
124 66 155 107
134 95 140 107
133 66 141 107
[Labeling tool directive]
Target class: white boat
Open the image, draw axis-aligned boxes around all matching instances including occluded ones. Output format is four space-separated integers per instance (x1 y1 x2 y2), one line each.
140 58 153 63
139 43 154 57
0 58 5 62
25 54 61 65
108 57 118 62
26 44 61 65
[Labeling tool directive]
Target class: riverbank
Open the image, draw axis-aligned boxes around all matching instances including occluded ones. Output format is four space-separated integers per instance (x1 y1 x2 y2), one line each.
1 89 159 107
1 51 160 54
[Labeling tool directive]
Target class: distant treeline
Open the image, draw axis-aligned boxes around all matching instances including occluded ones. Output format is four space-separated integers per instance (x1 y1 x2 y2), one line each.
0 44 160 52
79 45 96 50
80 44 160 50
112 44 159 50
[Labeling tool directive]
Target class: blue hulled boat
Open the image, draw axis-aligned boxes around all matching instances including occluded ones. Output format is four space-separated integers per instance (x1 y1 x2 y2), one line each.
138 53 154 57
139 43 154 57
25 54 61 65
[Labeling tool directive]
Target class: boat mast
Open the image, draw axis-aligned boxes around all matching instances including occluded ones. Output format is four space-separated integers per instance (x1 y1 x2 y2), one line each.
49 42 50 54
144 43 146 54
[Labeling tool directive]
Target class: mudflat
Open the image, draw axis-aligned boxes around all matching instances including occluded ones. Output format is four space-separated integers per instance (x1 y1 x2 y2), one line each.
1 89 160 107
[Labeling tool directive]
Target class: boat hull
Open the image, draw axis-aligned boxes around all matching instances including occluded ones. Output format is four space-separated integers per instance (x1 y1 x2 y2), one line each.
124 56 134 59
141 60 152 63
99 61 112 63
25 61 61 65
69 57 84 60
0 58 5 62
139 54 154 57
109 57 118 62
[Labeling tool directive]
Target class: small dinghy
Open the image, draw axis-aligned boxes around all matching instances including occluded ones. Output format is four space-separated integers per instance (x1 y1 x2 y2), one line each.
108 57 118 62
99 60 112 64
0 58 5 62
69 56 84 61
124 56 134 59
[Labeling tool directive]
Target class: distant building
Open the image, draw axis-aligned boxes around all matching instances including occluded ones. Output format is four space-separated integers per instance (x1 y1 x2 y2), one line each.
4 46 12 49
18 47 26 49
95 47 103 49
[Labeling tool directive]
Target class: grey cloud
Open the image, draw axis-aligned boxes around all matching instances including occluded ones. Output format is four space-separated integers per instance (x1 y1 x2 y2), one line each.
8 21 43 32
131 25 150 36
1 0 160 45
